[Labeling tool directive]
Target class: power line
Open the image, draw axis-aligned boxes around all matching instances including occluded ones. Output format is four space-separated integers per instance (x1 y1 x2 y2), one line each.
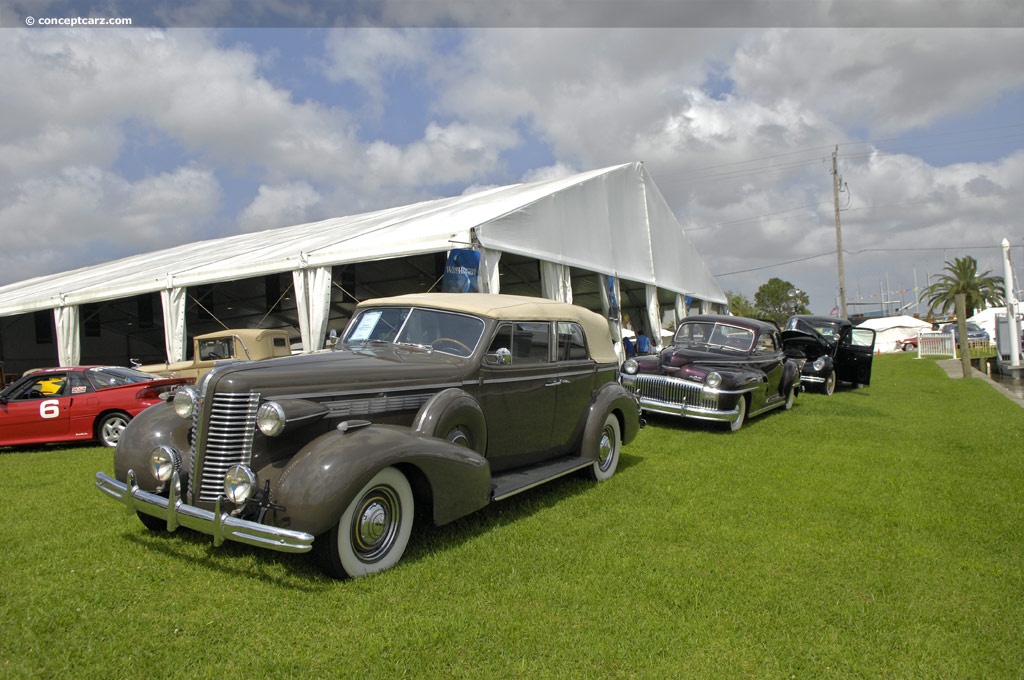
713 242 1024 278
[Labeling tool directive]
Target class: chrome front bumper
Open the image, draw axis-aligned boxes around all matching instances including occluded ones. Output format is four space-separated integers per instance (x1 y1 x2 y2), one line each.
95 469 314 554
620 373 743 425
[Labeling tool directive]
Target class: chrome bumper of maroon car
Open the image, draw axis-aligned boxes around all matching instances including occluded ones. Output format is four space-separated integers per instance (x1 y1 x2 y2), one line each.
95 469 314 554
620 374 744 425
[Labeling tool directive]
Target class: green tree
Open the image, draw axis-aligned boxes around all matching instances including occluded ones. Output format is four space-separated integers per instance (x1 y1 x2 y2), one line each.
922 256 1003 318
726 290 756 318
754 277 809 325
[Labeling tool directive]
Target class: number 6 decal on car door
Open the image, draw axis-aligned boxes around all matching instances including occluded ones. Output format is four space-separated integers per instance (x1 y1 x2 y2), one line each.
40 399 61 419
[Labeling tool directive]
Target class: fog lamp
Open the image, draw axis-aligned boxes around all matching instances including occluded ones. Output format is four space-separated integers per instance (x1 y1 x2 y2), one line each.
622 358 639 375
150 446 180 483
224 465 257 504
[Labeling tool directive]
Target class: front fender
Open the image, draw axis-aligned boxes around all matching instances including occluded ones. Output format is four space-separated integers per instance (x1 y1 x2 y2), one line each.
272 424 491 537
113 401 191 487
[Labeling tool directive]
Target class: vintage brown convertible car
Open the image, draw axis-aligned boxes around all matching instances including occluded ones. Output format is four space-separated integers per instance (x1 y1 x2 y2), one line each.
96 293 641 578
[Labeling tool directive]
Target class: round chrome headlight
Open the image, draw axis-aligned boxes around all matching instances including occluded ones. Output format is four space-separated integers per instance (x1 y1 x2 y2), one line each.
173 386 199 420
256 401 286 437
622 358 639 375
149 445 179 483
705 371 723 388
812 357 827 371
224 465 257 504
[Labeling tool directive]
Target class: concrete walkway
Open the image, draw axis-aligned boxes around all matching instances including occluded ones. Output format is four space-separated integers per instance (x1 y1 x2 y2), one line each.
936 359 1024 409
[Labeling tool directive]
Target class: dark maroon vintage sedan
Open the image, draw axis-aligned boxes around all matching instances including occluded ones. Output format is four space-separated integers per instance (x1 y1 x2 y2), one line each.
620 315 801 431
0 366 192 448
96 294 641 578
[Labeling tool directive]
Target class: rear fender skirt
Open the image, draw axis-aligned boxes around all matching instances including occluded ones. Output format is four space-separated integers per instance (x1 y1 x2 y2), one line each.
781 360 802 395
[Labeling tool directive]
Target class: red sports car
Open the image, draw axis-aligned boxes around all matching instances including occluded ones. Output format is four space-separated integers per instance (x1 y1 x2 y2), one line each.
0 366 192 448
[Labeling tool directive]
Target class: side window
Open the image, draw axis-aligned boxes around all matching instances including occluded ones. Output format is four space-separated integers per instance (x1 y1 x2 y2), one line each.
198 337 234 361
486 322 550 365
14 373 67 399
755 332 777 355
557 322 589 361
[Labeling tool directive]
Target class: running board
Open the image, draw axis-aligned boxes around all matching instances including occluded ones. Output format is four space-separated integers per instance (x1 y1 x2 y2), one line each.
490 456 593 501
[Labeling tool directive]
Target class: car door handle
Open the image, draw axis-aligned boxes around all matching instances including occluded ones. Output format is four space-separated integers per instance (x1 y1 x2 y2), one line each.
545 379 569 387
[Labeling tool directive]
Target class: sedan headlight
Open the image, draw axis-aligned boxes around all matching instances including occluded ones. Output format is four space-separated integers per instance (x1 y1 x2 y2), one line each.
705 371 723 388
622 358 639 375
812 357 827 372
173 386 199 420
149 445 180 483
224 465 257 504
256 401 287 437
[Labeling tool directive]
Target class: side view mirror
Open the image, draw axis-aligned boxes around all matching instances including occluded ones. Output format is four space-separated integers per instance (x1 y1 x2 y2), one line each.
484 347 512 366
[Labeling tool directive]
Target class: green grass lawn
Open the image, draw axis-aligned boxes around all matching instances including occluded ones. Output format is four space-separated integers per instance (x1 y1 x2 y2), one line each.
2 353 1022 678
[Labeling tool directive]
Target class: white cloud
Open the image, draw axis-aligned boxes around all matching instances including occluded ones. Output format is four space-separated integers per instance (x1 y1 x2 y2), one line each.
237 182 322 232
0 164 220 283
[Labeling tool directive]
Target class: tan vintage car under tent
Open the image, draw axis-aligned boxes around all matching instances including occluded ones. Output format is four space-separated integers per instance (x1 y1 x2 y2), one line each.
0 162 725 374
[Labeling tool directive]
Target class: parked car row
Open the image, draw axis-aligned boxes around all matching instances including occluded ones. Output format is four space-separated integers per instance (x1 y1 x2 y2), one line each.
5 295 877 581
619 313 875 428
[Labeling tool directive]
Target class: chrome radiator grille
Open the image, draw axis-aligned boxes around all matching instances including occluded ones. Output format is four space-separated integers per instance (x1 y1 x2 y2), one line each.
627 374 720 411
192 392 261 503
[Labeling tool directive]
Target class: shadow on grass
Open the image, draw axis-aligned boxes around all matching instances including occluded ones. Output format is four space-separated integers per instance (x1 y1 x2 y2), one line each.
115 450 646 586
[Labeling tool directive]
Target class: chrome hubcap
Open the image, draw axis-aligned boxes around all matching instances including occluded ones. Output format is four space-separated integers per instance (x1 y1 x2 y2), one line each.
598 427 614 471
352 486 401 562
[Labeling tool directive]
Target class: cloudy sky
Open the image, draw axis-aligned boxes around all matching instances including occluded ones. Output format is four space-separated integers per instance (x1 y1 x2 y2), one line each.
2 0 1023 315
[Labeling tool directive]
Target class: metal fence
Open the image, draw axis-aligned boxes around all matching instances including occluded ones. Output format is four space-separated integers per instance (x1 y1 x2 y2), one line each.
917 332 957 358
917 332 996 360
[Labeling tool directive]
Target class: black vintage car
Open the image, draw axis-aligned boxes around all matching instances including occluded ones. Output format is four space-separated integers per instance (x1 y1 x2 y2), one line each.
781 315 876 395
619 315 801 431
96 293 641 578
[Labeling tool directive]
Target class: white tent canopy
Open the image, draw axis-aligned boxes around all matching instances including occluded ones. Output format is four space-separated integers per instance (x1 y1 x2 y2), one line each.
0 162 725 366
857 314 932 353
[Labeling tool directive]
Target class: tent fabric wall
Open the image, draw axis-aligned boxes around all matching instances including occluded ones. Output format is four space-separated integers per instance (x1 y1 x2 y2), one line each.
645 284 663 351
540 261 573 303
53 305 80 367
160 287 187 363
0 162 725 363
292 265 333 353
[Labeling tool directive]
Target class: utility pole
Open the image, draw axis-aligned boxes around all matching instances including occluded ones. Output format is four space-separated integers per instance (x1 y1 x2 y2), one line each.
832 146 848 319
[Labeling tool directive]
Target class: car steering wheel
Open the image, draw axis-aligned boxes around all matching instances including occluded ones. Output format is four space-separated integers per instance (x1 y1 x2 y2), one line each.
431 337 471 355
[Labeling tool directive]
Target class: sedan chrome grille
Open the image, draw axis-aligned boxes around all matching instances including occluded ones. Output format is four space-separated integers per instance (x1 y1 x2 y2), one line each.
193 392 260 503
627 374 720 411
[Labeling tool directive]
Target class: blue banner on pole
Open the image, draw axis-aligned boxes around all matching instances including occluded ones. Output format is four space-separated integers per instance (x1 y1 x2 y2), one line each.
442 249 481 293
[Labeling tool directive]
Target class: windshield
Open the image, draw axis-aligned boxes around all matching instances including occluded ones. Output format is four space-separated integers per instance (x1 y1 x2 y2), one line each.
784 317 842 343
343 307 485 358
673 321 755 353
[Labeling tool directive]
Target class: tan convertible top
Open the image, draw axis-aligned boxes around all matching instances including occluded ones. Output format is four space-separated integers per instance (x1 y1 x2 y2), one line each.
356 293 619 364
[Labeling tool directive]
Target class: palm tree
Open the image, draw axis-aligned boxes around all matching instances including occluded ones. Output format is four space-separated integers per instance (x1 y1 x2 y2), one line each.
921 256 1003 318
